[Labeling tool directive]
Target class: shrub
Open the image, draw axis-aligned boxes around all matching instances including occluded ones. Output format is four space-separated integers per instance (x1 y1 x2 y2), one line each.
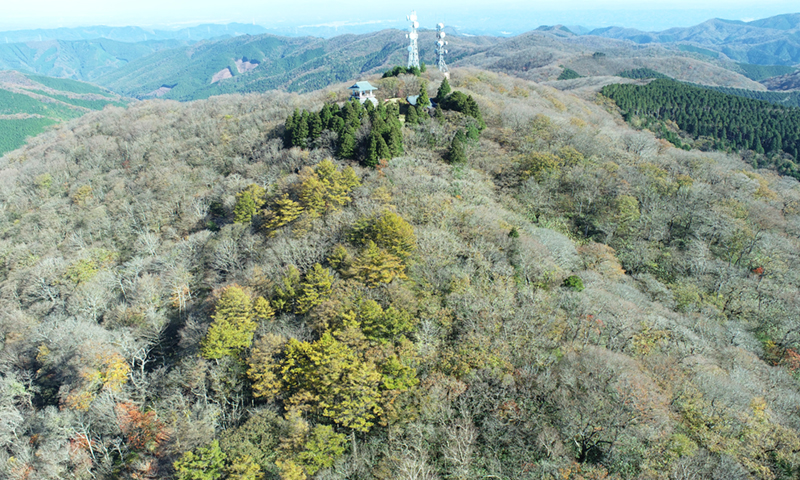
563 275 585 292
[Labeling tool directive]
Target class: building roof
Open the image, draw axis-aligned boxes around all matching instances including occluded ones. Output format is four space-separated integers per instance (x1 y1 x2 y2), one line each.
349 81 378 91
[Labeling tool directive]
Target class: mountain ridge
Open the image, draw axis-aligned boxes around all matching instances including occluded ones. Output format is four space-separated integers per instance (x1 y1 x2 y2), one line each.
0 22 269 44
585 12 800 65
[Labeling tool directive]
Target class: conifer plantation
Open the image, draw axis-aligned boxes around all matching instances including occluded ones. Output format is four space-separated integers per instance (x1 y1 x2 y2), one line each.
602 79 800 178
1 68 800 480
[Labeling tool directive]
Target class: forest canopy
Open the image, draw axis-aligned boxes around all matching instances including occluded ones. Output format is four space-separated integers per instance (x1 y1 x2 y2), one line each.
1 69 800 480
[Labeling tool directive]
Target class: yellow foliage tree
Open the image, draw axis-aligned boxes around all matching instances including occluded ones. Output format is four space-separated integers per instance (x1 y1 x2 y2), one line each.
519 151 562 181
273 266 301 312
295 263 334 314
65 351 131 410
281 334 383 432
351 210 416 259
351 241 407 286
253 296 275 322
298 159 361 216
201 285 257 360
264 194 304 233
247 333 286 399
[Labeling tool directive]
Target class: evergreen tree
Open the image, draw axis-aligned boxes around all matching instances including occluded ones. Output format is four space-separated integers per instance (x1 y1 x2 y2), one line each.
376 101 387 121
436 77 451 100
435 104 445 121
418 82 430 109
308 111 323 140
365 131 380 168
447 131 467 164
292 112 310 149
386 122 404 157
338 128 356 159
372 113 387 135
405 105 418 125
415 105 427 123
376 131 391 161
385 102 400 124
284 110 299 148
343 101 359 130
331 116 345 137
320 104 333 129
465 95 485 129
755 137 765 154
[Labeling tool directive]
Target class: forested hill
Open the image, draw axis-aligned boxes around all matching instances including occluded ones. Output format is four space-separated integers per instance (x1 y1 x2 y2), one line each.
2 69 800 480
0 70 125 155
95 31 502 101
0 38 187 81
602 78 800 179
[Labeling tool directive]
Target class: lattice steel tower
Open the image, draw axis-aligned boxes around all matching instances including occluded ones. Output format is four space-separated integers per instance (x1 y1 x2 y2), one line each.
406 11 420 69
436 23 449 77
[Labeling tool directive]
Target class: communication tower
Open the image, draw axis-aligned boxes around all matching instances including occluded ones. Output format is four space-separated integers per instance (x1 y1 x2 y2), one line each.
406 11 420 69
435 23 449 77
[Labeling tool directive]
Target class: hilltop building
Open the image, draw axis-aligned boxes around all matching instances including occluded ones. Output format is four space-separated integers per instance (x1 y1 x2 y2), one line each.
349 81 379 106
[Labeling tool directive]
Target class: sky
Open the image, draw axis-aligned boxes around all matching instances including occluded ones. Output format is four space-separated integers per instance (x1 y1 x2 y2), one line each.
0 0 798 33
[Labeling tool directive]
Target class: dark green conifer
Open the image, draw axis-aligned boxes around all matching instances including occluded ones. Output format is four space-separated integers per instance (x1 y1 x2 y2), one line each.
406 105 418 125
436 78 451 100
308 112 323 140
419 82 430 109
376 131 391 160
365 131 379 168
435 104 445 121
338 128 357 159
447 131 466 164
284 109 298 148
386 122 404 157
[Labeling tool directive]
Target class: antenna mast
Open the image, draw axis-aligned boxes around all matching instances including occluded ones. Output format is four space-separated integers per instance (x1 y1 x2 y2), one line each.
406 11 420 69
436 23 449 77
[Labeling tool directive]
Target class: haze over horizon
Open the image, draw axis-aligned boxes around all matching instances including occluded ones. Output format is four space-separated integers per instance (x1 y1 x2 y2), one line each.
1 0 799 35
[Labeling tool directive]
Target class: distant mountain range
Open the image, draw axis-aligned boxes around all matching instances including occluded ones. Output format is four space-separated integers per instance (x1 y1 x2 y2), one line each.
95 30 503 101
0 39 185 81
0 14 798 103
0 23 268 43
0 23 272 82
586 13 800 65
89 25 770 102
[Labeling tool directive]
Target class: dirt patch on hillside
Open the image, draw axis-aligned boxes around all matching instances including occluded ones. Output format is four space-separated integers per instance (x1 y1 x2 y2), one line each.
145 86 173 97
211 68 233 84
235 59 259 73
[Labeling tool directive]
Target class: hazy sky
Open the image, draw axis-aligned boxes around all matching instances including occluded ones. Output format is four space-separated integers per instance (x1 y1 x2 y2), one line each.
1 0 798 32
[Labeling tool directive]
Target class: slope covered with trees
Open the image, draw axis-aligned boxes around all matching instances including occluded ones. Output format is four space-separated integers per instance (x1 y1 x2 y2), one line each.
602 78 800 179
0 71 126 155
1 68 800 480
